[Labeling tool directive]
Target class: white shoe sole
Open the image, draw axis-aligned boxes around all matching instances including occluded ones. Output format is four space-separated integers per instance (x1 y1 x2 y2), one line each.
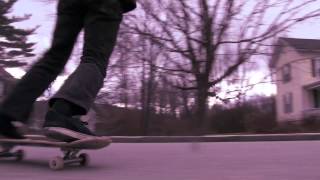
44 127 95 142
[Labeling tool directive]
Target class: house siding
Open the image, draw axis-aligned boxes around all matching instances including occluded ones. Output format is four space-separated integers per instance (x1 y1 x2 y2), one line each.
274 41 320 122
300 54 320 85
275 46 304 122
300 53 320 112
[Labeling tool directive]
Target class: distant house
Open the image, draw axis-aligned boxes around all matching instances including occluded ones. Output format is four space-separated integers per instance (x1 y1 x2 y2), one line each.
270 37 320 122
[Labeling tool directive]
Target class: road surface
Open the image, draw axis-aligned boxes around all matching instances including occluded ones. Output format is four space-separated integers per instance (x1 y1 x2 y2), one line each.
0 141 320 180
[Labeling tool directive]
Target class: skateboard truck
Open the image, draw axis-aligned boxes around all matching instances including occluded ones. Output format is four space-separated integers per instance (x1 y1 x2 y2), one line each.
0 145 89 170
49 148 90 170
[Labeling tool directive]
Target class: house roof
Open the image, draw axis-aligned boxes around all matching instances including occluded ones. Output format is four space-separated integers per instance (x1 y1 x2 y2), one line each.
270 37 320 68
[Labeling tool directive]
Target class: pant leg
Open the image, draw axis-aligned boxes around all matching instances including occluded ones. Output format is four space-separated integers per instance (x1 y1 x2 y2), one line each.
50 0 123 115
0 1 84 122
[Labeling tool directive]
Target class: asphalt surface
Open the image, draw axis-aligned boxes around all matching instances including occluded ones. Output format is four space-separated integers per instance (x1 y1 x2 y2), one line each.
1 141 320 180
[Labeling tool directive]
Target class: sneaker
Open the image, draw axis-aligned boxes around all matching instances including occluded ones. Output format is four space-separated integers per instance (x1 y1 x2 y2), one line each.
0 120 24 139
43 110 96 142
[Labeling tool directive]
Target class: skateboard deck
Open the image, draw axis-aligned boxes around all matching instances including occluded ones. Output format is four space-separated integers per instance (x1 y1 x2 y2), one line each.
0 135 112 170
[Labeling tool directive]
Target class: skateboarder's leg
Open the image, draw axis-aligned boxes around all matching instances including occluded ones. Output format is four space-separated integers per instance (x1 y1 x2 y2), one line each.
0 7 83 138
44 0 123 141
50 1 123 115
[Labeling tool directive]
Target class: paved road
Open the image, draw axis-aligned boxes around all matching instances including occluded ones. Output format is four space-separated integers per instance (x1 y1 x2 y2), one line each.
1 141 320 180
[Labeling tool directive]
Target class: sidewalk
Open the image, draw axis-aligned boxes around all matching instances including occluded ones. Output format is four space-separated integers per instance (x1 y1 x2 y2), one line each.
111 133 320 143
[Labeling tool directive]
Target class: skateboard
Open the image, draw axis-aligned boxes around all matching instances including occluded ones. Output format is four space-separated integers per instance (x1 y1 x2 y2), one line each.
0 135 112 170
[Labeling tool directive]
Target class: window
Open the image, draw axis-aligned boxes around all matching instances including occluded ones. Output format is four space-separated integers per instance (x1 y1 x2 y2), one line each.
312 58 320 77
313 89 320 108
283 92 293 113
282 64 291 83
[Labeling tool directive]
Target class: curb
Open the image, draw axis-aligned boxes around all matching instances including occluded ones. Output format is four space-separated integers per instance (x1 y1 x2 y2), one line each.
111 133 320 143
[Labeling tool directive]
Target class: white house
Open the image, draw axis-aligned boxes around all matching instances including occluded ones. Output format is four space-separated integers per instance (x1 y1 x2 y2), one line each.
270 37 320 123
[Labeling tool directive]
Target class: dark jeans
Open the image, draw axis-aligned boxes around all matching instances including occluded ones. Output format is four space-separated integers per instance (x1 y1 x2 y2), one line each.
0 0 123 122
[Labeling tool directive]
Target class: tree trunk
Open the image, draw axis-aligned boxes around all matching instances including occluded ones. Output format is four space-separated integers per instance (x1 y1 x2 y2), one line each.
194 80 209 134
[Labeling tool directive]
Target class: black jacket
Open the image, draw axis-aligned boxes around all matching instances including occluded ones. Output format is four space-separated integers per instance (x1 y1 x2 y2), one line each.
119 0 137 13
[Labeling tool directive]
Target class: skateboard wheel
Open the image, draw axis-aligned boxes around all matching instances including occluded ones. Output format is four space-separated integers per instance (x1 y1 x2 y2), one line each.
15 149 24 161
79 153 90 166
49 156 64 170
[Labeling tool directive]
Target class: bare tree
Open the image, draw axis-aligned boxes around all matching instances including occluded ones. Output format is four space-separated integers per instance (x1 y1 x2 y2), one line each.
123 0 320 133
139 35 165 135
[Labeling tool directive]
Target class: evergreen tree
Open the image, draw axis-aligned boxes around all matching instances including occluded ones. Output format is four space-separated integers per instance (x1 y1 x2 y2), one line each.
0 0 36 67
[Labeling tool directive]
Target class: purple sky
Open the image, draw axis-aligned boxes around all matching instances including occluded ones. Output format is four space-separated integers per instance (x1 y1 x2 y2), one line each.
12 1 320 53
12 0 56 53
8 0 320 97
